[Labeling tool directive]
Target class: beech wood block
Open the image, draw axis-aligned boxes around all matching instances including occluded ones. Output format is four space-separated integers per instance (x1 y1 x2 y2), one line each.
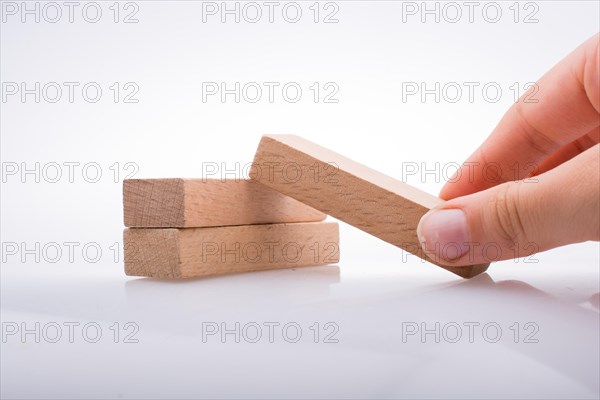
124 222 340 278
250 135 489 279
123 178 325 228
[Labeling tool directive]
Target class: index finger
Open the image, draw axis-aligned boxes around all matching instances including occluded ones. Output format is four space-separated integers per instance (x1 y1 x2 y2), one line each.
441 34 600 200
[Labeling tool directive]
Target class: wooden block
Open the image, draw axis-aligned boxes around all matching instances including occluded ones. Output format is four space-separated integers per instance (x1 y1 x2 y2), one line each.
124 222 340 278
250 135 489 279
123 178 325 228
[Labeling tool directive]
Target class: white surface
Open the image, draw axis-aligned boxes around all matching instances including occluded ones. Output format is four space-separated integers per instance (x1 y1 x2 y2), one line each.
2 250 600 399
1 1 599 399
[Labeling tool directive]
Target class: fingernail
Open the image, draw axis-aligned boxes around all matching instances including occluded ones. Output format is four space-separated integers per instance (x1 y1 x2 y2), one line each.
417 208 469 261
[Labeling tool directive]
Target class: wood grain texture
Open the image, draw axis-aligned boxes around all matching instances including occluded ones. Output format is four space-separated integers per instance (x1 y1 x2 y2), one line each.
123 178 325 228
251 134 489 279
124 222 340 278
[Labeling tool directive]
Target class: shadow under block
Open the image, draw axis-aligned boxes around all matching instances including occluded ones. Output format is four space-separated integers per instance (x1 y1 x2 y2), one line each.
251 135 489 279
123 178 325 228
124 222 340 278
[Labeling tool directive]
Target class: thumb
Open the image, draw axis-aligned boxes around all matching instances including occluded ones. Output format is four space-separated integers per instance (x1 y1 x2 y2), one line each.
416 145 600 267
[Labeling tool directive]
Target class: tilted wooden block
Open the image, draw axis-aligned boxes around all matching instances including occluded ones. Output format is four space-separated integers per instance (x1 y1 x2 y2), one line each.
123 178 325 228
124 222 340 278
250 135 489 279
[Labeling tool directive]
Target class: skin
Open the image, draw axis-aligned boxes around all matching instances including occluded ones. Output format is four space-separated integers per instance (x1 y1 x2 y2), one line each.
417 34 600 267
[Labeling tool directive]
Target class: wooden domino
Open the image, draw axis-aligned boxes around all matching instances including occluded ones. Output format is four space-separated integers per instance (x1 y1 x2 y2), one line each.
124 222 340 278
250 134 489 279
124 178 325 228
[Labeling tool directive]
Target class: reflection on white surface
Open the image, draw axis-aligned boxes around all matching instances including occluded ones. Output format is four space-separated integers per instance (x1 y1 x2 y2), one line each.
2 254 599 399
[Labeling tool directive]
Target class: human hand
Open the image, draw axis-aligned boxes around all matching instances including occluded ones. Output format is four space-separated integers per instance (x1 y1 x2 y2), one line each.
417 34 600 267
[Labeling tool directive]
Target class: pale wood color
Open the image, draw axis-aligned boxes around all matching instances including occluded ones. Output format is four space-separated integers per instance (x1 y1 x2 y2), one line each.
124 222 340 279
123 178 325 228
250 135 489 279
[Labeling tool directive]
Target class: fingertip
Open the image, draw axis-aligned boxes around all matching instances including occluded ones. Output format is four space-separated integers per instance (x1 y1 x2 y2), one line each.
417 207 471 263
439 182 464 201
438 184 453 200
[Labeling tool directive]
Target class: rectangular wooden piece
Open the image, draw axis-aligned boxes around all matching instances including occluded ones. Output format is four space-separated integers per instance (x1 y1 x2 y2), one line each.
251 134 489 279
124 222 340 278
124 178 325 228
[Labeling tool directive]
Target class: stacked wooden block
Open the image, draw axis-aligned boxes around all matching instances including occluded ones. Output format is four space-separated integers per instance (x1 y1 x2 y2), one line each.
123 178 340 278
123 135 489 279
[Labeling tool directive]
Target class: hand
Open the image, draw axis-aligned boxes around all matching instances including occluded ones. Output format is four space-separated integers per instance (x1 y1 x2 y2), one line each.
417 34 600 267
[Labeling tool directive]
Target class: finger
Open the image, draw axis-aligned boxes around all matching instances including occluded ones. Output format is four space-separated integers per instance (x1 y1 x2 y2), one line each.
441 34 600 200
534 127 599 175
417 144 600 266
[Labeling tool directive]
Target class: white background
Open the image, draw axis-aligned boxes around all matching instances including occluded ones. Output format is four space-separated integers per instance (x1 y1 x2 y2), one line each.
1 1 599 399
